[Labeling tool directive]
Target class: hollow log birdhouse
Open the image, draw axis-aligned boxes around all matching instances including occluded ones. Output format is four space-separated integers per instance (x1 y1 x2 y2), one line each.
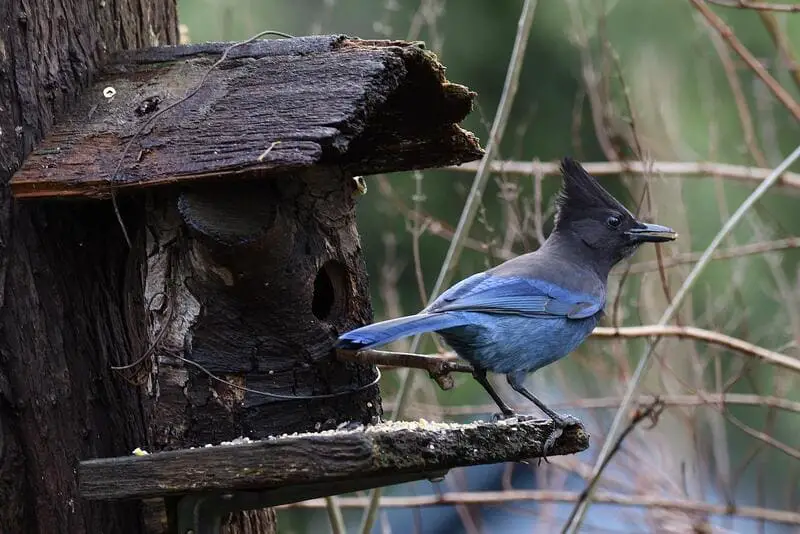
9 35 588 533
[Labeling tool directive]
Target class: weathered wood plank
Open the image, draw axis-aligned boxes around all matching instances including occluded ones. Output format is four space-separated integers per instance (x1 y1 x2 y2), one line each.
11 35 482 199
80 418 589 501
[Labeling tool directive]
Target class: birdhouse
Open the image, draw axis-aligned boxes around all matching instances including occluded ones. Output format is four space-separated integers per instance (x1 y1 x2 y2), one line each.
10 35 588 533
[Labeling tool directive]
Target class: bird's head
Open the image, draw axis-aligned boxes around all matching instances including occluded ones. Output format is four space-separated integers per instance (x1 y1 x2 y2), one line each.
553 157 677 266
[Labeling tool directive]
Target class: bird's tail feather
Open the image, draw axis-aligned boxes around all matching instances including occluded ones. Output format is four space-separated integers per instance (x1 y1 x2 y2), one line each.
335 313 467 350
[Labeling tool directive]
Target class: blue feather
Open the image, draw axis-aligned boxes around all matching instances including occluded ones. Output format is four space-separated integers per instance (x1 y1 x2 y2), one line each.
426 273 602 319
334 312 470 350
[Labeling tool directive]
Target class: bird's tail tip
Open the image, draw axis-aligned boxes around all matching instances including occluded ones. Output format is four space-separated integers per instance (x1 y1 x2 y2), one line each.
333 335 369 351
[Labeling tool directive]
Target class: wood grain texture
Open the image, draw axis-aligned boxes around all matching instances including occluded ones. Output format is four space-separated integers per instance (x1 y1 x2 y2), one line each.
80 418 590 501
10 36 483 199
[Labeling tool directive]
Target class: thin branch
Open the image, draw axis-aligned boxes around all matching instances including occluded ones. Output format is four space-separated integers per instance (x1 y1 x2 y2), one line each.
621 237 800 274
706 0 800 12
591 325 800 374
336 348 473 390
690 0 800 121
385 393 800 417
564 144 800 533
285 490 800 525
703 9 768 167
724 411 800 461
561 399 666 532
757 10 800 93
358 2 540 533
381 192 800 267
284 490 800 525
324 496 346 534
449 159 800 190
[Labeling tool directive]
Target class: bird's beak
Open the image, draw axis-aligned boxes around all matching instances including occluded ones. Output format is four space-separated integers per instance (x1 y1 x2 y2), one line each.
626 222 678 243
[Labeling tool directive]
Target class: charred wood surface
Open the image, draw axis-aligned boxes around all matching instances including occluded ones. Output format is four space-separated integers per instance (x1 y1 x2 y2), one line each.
11 36 483 199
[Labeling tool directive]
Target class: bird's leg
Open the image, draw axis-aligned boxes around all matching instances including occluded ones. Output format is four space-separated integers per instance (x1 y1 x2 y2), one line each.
506 371 581 457
471 368 516 419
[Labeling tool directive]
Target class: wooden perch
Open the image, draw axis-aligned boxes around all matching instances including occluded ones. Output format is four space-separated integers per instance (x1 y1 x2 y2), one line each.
336 348 474 390
10 35 483 199
79 418 589 503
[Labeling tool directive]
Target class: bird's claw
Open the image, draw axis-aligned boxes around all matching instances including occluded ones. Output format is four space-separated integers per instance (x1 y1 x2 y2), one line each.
553 414 582 429
539 413 582 464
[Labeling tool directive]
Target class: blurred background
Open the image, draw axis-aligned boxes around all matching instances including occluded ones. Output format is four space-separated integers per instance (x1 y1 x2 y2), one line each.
177 1 800 532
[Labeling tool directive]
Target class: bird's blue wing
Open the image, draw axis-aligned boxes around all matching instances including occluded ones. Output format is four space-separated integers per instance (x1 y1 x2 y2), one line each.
425 273 602 319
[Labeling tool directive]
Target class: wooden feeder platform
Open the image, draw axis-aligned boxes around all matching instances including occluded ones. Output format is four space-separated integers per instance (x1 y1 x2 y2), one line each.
80 418 588 534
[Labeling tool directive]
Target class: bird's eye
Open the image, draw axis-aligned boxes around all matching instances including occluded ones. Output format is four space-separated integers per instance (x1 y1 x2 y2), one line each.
606 215 622 229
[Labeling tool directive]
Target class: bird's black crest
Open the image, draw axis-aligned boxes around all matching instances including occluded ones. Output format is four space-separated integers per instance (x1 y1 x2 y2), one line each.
555 157 629 225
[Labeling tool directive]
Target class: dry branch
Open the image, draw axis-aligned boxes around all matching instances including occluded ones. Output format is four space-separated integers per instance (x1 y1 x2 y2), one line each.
706 0 800 11
591 325 800 373
621 238 800 273
690 0 800 121
285 490 800 525
386 393 800 417
449 160 800 190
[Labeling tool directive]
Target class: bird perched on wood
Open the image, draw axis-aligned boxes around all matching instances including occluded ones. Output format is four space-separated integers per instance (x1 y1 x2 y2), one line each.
336 158 677 453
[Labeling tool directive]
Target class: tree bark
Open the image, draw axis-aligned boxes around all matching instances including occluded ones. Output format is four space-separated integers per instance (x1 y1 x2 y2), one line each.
142 170 381 451
0 1 177 533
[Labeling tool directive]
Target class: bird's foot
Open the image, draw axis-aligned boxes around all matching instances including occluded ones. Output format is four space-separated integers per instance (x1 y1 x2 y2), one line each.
540 413 582 464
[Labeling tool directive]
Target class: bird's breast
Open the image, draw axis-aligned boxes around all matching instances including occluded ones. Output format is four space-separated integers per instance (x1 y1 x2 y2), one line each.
437 312 599 374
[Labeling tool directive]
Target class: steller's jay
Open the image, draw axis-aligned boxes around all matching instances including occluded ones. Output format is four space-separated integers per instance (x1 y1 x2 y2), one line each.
336 158 677 452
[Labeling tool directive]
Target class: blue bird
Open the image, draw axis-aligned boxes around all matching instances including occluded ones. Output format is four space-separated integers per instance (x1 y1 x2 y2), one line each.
336 158 677 451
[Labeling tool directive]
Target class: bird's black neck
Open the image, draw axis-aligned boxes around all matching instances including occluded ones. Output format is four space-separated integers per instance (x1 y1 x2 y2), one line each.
543 229 615 281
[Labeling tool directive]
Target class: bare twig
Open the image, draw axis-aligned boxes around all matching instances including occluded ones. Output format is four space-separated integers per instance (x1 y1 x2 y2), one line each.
690 0 800 121
724 411 800 461
285 490 800 525
703 11 768 167
621 237 800 274
386 393 800 417
376 194 800 268
324 496 346 534
336 348 473 390
706 0 800 12
449 160 800 190
591 325 800 374
560 399 666 532
357 3 540 533
564 144 800 533
757 10 800 93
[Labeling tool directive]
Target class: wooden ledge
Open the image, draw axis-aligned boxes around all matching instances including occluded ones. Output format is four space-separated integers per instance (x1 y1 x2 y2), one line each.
11 35 483 199
79 418 589 503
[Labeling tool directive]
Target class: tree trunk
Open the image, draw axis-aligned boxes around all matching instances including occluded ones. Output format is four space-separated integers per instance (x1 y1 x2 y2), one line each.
0 1 177 533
